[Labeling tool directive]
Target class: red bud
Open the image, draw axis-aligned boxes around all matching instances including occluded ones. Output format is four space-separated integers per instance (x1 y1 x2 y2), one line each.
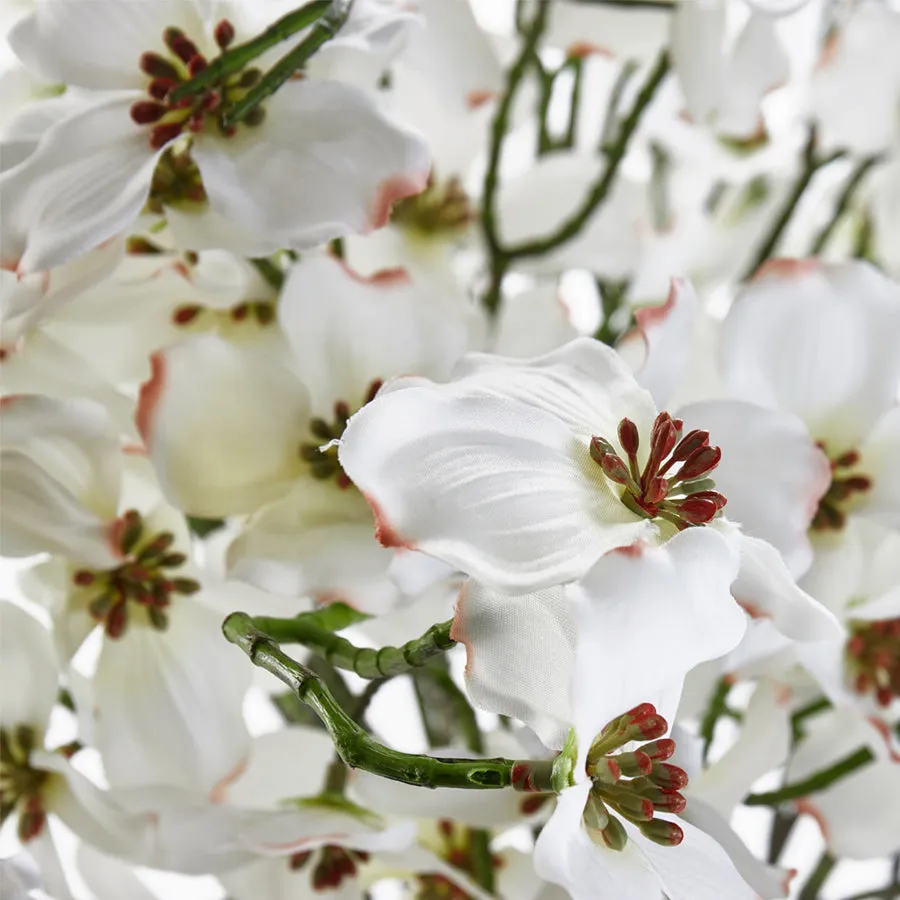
678 445 722 481
618 418 640 458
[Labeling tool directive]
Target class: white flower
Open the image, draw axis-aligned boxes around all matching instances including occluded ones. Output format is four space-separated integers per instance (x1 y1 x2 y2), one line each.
2 0 430 272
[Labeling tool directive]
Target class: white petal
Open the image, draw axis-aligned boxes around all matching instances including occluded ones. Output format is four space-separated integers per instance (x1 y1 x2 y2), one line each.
0 600 58 736
492 284 580 360
9 1 205 90
0 96 164 272
137 335 310 517
192 79 430 254
278 255 468 415
671 0 727 127
92 598 251 794
679 797 792 900
545 2 669 61
534 781 659 900
451 580 574 749
24 828 76 900
721 260 900 451
568 528 744 772
628 277 698 410
679 399 830 576
219 857 331 900
732 533 842 643
691 679 792 815
339 377 651 592
629 818 756 900
857 405 900 529
76 844 156 900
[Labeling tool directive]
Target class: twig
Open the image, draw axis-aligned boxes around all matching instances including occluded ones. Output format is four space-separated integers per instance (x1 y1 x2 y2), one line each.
799 851 837 900
809 155 881 255
699 676 733 764
223 612 554 791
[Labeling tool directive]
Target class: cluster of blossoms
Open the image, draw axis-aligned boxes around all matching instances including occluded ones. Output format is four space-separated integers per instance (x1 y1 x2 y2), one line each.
2 1 900 899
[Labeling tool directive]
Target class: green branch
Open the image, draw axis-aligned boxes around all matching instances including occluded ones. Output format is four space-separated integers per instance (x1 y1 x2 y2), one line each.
223 0 353 126
744 746 874 807
223 613 554 792
480 2 550 315
505 49 670 259
699 676 733 764
809 155 881 255
799 851 836 900
249 610 455 680
741 126 844 280
249 257 285 290
169 1 332 102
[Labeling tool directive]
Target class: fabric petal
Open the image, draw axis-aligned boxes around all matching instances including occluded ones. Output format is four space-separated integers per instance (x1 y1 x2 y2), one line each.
857 405 900 530
671 0 727 128
137 334 310 517
533 781 659 900
492 284 580 360
720 260 900 452
192 79 430 255
339 377 651 592
679 399 830 575
75 844 156 900
451 580 574 749
568 528 745 773
732 533 843 643
0 600 58 738
278 255 468 415
0 95 165 272
92 598 251 795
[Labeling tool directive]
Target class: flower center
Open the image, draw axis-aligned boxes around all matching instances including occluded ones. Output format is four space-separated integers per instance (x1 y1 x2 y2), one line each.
811 448 871 531
391 173 475 239
131 21 266 150
591 412 727 528
72 509 200 638
288 846 370 892
846 617 900 707
0 726 51 843
300 381 383 490
171 299 276 330
582 703 688 851
146 146 207 211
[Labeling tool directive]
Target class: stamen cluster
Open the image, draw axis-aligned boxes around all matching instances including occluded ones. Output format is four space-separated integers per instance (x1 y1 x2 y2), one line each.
0 726 49 843
72 509 200 638
812 448 871 531
171 299 276 329
591 412 726 528
301 381 383 489
582 704 688 852
131 21 264 149
391 174 475 238
846 618 900 707
415 820 505 900
289 845 370 891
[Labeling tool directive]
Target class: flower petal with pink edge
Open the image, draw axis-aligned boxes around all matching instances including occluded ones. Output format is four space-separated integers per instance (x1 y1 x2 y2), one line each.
278 255 468 416
626 277 698 410
679 399 830 576
568 528 744 774
451 580 575 749
339 378 652 592
0 601 58 738
720 259 900 452
191 79 430 256
0 95 167 273
731 533 842 643
92 598 251 795
137 335 310 517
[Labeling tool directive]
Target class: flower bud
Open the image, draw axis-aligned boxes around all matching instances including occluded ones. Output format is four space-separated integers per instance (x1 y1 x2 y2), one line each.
677 445 721 481
671 429 709 462
614 750 653 777
639 819 684 847
600 815 628 851
649 762 689 790
618 418 640 458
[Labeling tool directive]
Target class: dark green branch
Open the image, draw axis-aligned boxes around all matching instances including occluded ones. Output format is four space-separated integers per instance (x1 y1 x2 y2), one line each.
809 155 881 255
169 1 332 102
223 613 554 792
224 0 353 126
481 2 550 314
505 50 669 259
249 257 285 290
741 126 844 280
249 610 455 680
699 676 733 764
744 746 874 807
799 851 836 900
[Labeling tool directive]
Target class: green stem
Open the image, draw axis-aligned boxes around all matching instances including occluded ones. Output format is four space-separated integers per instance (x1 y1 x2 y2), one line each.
809 155 881 255
249 257 285 291
250 612 455 680
699 677 733 764
224 0 353 126
741 126 844 280
480 2 550 315
469 829 496 895
223 613 554 792
791 696 832 743
799 851 836 900
505 50 670 259
169 0 332 102
415 661 484 754
767 809 797 865
744 746 874 807
599 60 639 154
